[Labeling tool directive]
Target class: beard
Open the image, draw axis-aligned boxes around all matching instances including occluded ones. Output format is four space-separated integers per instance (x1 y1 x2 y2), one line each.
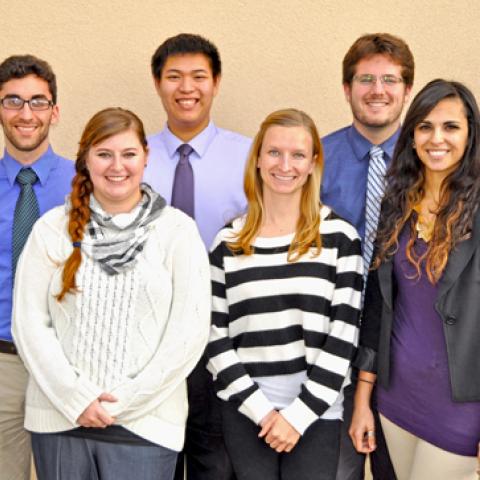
351 105 403 130
3 122 50 153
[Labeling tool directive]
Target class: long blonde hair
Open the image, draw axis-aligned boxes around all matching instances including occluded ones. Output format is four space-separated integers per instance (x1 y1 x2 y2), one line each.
228 108 324 260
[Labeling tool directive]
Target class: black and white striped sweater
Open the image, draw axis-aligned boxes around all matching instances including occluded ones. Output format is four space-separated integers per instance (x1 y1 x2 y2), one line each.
207 206 363 434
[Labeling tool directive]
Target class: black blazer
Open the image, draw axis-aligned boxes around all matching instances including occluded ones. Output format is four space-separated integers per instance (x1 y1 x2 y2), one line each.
356 210 480 402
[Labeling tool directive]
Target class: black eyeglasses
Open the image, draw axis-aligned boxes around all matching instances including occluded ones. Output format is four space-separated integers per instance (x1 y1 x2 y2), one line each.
0 96 54 111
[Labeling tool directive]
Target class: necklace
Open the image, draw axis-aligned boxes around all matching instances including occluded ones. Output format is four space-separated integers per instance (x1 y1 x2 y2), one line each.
413 205 435 242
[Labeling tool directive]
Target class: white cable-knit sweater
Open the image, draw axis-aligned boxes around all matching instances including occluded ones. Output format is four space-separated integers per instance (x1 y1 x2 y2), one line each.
12 205 211 451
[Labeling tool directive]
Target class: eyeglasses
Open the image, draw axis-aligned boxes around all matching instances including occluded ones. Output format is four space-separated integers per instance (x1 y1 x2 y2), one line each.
353 74 404 87
0 96 54 111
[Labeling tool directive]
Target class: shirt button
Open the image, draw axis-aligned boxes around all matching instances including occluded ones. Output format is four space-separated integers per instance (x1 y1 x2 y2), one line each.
445 315 457 325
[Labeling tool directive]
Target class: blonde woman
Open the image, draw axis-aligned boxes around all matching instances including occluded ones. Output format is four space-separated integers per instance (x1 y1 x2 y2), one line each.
207 109 363 480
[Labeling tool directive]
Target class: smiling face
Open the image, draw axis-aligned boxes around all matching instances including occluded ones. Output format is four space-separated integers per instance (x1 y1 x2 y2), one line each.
414 97 469 182
344 54 411 141
154 53 220 141
86 129 147 214
257 125 315 203
0 74 59 164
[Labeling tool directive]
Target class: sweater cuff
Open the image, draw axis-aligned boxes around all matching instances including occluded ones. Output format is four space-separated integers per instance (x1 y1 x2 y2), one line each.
238 389 275 425
65 376 103 424
102 379 139 417
353 346 377 373
281 398 318 435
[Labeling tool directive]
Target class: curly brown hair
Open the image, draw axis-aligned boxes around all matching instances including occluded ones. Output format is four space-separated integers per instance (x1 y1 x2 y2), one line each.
373 79 480 283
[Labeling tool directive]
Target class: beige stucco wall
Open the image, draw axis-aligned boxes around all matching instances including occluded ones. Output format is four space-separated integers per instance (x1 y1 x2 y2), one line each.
1 0 479 159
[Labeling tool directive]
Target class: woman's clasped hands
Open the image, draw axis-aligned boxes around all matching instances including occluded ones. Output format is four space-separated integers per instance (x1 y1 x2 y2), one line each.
258 410 300 453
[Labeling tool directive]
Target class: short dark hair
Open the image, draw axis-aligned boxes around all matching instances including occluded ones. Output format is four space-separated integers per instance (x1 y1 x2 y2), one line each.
343 33 414 87
151 33 221 80
0 55 57 104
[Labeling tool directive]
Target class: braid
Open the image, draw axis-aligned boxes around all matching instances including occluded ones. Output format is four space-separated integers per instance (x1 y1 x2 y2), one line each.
56 172 92 301
55 107 149 299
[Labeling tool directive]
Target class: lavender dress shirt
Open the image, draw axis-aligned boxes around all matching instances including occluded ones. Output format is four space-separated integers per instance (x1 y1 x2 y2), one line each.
144 121 251 249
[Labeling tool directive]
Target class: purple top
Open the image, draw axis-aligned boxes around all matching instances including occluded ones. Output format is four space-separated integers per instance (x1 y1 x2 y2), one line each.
377 224 480 456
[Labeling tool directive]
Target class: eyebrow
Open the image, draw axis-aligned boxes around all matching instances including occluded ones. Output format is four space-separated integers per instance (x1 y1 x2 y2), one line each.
418 119 462 124
164 68 209 74
3 93 49 99
263 144 308 151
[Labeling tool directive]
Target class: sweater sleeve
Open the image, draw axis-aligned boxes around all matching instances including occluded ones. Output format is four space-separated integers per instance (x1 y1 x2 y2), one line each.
207 239 275 426
102 217 211 421
12 218 103 425
354 254 384 373
281 230 363 434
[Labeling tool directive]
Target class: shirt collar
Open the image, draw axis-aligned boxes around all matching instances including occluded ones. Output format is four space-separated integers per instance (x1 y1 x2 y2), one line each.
346 124 400 161
3 145 58 187
161 121 218 159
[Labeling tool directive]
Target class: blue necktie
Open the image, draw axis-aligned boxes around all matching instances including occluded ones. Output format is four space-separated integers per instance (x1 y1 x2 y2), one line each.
363 146 386 298
12 168 40 277
171 144 194 218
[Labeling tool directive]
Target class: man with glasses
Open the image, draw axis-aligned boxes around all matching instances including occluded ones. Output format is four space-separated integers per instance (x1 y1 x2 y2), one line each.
321 33 414 480
0 54 74 480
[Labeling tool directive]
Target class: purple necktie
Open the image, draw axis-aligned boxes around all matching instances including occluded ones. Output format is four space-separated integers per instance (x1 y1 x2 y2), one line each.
171 144 194 218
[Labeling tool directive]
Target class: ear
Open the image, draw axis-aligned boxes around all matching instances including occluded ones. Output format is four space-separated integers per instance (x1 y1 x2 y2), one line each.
343 83 352 103
404 84 413 104
213 74 222 97
153 76 162 96
50 104 60 126
309 154 317 174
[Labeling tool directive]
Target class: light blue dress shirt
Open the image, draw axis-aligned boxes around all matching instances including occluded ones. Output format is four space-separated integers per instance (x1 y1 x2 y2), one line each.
0 147 74 341
321 125 399 240
145 121 252 249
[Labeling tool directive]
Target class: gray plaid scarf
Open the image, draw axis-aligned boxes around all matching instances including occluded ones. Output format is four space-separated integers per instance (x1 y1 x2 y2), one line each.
80 183 166 275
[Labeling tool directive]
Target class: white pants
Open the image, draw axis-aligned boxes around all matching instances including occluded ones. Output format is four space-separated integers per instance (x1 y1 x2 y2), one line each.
0 352 31 480
380 414 477 480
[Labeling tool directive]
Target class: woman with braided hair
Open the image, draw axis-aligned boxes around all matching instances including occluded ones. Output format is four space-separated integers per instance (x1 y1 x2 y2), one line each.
12 107 211 480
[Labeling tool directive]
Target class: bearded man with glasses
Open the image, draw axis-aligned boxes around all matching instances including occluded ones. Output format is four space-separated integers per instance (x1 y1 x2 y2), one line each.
321 33 414 480
0 54 74 480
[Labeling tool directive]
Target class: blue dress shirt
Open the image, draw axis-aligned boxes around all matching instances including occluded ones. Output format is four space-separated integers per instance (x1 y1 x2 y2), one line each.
145 121 252 249
321 125 400 240
0 147 74 341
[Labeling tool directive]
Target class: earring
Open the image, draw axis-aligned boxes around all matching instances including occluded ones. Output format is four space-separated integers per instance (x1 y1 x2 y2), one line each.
412 140 416 149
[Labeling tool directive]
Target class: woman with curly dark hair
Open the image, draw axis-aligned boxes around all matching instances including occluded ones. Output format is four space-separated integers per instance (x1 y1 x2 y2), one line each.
349 79 480 480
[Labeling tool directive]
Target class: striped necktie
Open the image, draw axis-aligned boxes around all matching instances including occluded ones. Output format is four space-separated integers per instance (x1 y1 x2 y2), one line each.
12 167 40 277
363 146 386 295
171 144 194 218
